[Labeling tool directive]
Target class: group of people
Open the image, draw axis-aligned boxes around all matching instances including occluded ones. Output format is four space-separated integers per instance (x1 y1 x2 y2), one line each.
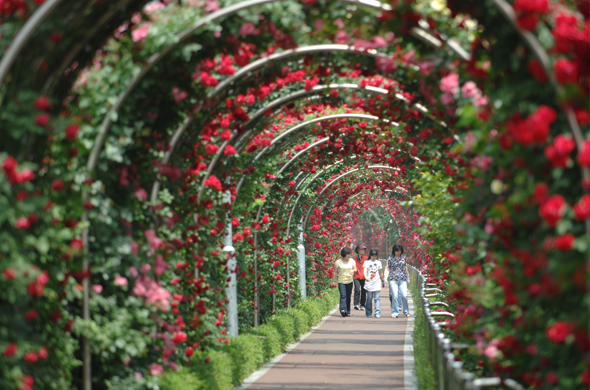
331 243 410 319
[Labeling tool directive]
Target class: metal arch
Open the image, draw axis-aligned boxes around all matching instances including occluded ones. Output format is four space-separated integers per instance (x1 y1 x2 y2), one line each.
302 165 400 230
0 0 63 89
197 109 388 203
209 44 389 98
319 165 399 197
233 112 386 196
43 0 139 94
284 160 346 236
235 84 397 151
277 137 329 175
150 116 191 202
86 0 394 173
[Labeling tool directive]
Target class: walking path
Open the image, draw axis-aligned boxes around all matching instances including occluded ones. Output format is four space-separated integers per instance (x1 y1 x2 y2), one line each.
238 284 417 390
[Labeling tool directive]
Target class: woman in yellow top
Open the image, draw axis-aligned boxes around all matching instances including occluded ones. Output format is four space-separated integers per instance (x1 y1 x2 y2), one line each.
331 247 356 317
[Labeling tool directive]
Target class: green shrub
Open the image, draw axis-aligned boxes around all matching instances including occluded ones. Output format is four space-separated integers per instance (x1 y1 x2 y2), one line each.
226 334 265 385
249 323 283 360
284 308 310 339
191 350 234 390
297 300 322 326
267 313 296 345
159 368 205 390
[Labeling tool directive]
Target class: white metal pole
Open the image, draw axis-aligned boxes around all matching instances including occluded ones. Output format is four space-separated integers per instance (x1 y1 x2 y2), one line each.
223 191 238 337
297 221 306 300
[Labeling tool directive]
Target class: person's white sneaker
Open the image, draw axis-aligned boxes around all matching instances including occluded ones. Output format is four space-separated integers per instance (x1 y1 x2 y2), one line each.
360 306 365 310
391 314 398 318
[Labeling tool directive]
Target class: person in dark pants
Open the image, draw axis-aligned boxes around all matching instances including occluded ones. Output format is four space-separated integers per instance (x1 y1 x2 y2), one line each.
353 244 368 310
331 247 356 317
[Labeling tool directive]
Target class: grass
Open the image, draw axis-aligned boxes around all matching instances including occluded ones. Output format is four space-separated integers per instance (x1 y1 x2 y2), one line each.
410 284 435 390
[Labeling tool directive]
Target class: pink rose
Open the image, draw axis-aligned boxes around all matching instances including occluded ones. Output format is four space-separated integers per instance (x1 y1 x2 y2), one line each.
92 284 103 294
135 188 148 201
461 81 480 98
439 73 459 94
132 26 149 42
114 276 128 286
239 22 259 36
149 363 164 376
155 255 168 277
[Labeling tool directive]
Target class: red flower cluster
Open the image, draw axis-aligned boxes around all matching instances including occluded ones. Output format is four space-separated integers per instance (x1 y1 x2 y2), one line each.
539 194 567 227
544 135 575 168
2 156 35 185
513 0 549 31
204 175 222 191
546 321 570 343
506 105 556 146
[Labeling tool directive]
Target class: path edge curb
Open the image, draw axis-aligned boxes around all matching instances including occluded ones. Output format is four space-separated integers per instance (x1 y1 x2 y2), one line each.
234 304 339 390
404 292 418 390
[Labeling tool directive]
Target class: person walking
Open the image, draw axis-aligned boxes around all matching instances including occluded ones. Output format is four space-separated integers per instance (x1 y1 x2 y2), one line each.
387 244 410 318
353 244 368 310
363 249 384 318
331 247 356 317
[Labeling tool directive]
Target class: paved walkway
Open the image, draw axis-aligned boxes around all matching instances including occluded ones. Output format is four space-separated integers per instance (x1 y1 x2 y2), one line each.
243 283 412 390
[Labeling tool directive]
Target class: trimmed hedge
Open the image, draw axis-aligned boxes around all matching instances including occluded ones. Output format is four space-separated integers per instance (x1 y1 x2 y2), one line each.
159 291 338 390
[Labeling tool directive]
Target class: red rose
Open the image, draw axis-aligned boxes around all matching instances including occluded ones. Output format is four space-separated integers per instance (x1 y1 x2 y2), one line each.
205 144 219 155
204 175 222 191
220 130 232 141
34 95 52 110
529 60 548 82
15 217 31 229
577 139 590 167
3 268 17 280
23 351 38 364
544 135 575 168
38 346 48 360
231 217 240 228
539 195 567 227
513 0 549 13
554 58 578 84
51 179 64 191
223 145 237 156
554 233 575 251
533 183 549 205
3 343 17 357
546 321 570 343
185 347 194 357
70 239 83 251
35 113 50 127
65 124 79 141
172 332 187 344
517 13 539 30
24 309 38 321
573 194 590 220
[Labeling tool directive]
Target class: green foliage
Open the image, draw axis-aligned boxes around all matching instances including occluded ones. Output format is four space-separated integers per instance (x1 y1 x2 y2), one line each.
410 286 434 390
225 335 265 385
159 368 205 390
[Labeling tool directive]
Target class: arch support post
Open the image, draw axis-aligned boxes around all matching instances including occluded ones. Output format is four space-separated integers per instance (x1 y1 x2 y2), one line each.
223 191 238 338
297 221 306 300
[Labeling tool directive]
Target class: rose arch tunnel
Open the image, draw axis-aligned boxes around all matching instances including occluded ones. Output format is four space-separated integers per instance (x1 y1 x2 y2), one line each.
0 0 588 389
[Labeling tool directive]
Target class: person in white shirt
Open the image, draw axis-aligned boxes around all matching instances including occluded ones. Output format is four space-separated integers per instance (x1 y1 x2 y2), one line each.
363 249 385 318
